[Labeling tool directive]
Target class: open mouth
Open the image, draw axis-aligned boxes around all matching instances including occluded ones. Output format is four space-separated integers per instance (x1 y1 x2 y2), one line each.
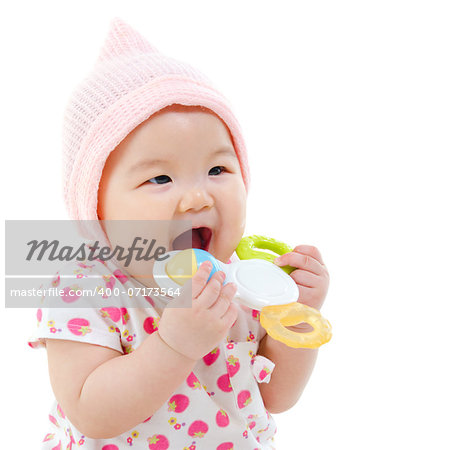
172 227 212 252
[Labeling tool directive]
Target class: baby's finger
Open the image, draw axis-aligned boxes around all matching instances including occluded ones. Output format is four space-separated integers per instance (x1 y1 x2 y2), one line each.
191 261 214 298
274 251 325 276
290 269 320 288
196 271 226 308
220 301 239 328
296 285 319 307
209 282 237 317
293 245 324 265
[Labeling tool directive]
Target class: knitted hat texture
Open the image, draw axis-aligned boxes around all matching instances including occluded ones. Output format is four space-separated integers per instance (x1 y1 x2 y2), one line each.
62 18 250 220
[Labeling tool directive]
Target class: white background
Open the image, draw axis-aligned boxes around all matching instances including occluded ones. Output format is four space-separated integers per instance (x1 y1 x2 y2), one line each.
1 1 449 448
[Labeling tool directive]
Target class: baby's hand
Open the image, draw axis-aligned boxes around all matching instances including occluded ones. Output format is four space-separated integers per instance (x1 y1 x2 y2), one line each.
274 245 329 311
157 262 239 361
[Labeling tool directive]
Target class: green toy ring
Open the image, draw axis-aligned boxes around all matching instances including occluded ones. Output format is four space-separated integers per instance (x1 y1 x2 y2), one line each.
236 235 296 274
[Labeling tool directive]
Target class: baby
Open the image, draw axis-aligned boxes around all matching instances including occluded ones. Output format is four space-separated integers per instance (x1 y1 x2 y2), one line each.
29 18 330 450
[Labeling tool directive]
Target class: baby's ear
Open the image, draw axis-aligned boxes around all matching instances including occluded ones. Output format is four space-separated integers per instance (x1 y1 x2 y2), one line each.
96 201 104 221
97 17 159 63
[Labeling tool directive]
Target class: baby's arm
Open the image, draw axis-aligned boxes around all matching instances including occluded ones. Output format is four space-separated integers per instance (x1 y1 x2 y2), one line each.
46 331 196 438
257 331 319 413
46 262 238 439
258 245 329 413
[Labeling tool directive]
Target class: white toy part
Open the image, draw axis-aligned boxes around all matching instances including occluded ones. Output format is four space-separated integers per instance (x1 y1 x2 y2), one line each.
223 259 299 310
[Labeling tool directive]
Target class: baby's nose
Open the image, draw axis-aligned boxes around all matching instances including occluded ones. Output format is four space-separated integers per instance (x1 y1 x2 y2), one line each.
178 187 214 212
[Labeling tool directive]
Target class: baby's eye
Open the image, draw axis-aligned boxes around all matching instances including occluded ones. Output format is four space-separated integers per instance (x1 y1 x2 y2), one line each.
148 175 172 185
209 166 226 176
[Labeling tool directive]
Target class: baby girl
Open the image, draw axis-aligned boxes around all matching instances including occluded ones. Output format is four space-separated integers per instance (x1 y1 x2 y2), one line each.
29 18 330 450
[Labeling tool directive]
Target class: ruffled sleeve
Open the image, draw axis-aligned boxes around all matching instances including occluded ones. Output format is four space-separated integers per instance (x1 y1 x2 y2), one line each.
251 354 275 383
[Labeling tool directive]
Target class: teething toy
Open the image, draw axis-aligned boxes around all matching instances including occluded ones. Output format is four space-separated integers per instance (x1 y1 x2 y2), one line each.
237 235 332 348
153 236 332 348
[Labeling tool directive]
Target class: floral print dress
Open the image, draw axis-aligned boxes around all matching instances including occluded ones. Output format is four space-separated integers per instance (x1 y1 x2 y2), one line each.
28 254 277 450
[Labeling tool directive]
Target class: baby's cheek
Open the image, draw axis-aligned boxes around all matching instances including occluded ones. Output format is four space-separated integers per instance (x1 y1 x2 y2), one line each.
228 192 247 239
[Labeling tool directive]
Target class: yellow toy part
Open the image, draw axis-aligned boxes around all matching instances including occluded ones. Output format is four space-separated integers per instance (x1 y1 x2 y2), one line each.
260 302 332 349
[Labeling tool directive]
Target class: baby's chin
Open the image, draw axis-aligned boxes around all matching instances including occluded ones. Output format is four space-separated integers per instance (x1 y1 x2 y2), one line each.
209 241 239 264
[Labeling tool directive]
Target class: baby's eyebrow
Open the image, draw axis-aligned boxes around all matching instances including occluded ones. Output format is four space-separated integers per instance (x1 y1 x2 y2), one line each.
128 147 236 174
213 147 237 159
128 158 168 174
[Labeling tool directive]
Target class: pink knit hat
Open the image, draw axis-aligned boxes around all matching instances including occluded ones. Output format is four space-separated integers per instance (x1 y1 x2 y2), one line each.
62 18 250 220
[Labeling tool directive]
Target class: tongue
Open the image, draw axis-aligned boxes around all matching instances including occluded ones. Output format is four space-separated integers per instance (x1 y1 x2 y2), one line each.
173 229 202 250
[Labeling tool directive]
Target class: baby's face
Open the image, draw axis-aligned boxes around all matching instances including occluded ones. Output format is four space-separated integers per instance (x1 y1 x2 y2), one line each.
98 105 247 263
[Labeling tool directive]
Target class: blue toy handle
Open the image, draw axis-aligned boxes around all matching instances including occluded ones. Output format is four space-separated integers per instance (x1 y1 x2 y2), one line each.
191 249 224 282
